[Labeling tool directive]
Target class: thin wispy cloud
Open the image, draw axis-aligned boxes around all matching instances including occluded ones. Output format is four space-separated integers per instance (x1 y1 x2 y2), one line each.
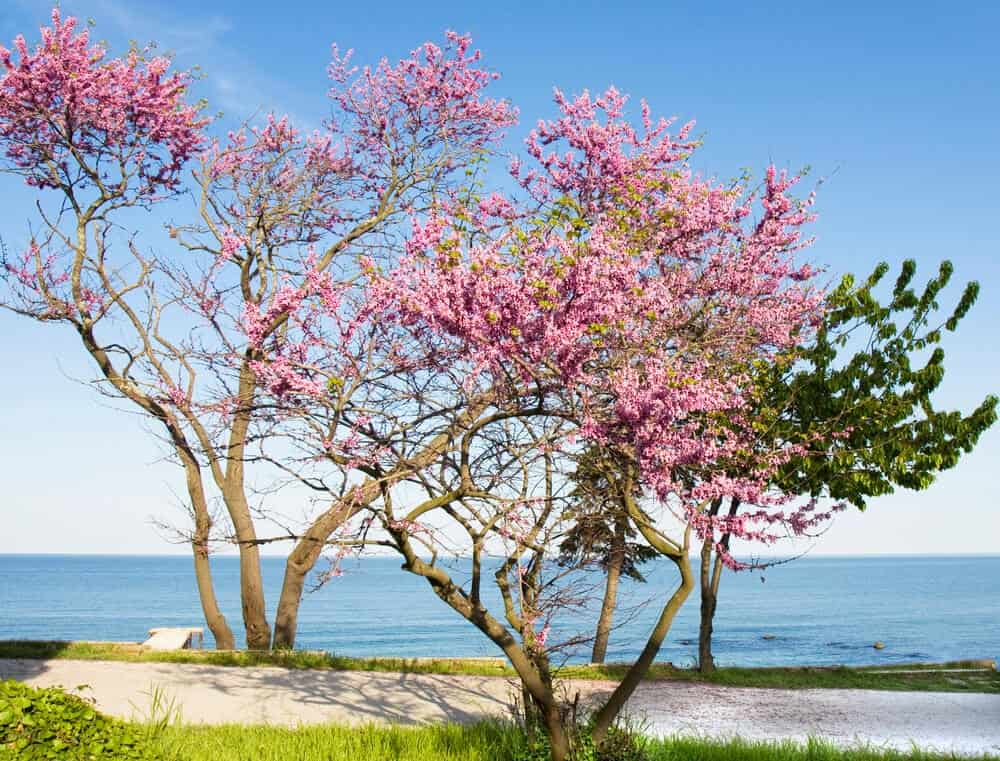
8 0 320 130
85 0 232 56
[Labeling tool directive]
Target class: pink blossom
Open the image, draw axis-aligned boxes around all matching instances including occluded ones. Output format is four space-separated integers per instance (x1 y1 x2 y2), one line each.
0 9 206 195
370 87 830 563
536 624 551 648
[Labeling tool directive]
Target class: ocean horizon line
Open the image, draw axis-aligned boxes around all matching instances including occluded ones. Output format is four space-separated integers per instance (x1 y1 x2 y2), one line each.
2 551 998 560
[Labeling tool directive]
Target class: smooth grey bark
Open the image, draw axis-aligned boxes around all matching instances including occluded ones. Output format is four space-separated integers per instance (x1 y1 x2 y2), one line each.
697 497 739 674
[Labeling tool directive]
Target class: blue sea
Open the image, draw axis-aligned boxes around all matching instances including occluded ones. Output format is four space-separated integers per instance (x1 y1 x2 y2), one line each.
0 554 997 667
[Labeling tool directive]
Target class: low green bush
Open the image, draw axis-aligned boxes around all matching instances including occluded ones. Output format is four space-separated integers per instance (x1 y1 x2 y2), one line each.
0 680 163 760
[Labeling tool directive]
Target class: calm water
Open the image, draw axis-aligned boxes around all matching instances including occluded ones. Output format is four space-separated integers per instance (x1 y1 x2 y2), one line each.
0 554 997 667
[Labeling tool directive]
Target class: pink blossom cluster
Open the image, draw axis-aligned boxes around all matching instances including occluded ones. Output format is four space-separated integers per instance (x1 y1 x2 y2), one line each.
3 241 66 292
0 240 109 319
371 87 834 561
327 30 516 171
520 612 552 651
163 384 189 409
318 414 387 473
241 250 358 402
202 114 356 255
209 31 518 408
495 501 546 544
514 86 696 209
690 500 847 570
386 518 430 535
0 10 206 194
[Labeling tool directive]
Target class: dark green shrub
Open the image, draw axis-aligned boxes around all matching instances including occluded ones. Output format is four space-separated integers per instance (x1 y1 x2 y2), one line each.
0 680 164 760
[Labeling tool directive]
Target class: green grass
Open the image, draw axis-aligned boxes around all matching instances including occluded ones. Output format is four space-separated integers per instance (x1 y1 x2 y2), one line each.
0 640 514 675
152 723 999 761
156 721 522 761
560 661 1000 693
1 640 996 693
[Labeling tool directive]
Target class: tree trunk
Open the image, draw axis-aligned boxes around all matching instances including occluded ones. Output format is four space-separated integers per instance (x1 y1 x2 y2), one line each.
519 666 570 761
75 324 238 650
543 701 571 761
698 535 717 673
698 498 739 673
220 362 272 650
591 518 626 664
191 533 235 650
272 502 356 649
272 397 494 648
221 480 271 650
225 495 271 650
591 551 693 742
187 467 235 650
272 551 317 650
396 539 572 759
272 559 307 651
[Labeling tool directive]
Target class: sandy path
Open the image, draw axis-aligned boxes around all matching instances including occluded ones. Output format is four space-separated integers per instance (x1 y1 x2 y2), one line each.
627 682 1000 755
3 659 998 755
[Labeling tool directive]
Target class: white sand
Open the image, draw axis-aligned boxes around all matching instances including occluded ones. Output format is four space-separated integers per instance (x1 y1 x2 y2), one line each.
2 658 998 755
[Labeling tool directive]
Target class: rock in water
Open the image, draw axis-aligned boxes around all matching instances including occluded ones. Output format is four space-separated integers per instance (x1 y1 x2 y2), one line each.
762 634 777 640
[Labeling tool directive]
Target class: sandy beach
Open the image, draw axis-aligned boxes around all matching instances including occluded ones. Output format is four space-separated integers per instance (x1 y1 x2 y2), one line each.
3 658 998 755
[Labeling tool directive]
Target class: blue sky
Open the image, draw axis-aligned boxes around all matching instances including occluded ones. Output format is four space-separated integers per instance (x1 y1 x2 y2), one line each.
0 0 997 555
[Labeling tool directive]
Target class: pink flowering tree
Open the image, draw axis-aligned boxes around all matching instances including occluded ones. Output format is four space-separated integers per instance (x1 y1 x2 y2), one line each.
0 9 239 645
0 9 515 649
253 85 839 758
375 89 844 757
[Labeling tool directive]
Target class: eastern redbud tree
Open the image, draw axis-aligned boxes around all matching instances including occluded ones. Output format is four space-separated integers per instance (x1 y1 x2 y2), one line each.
0 10 515 649
252 84 846 759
